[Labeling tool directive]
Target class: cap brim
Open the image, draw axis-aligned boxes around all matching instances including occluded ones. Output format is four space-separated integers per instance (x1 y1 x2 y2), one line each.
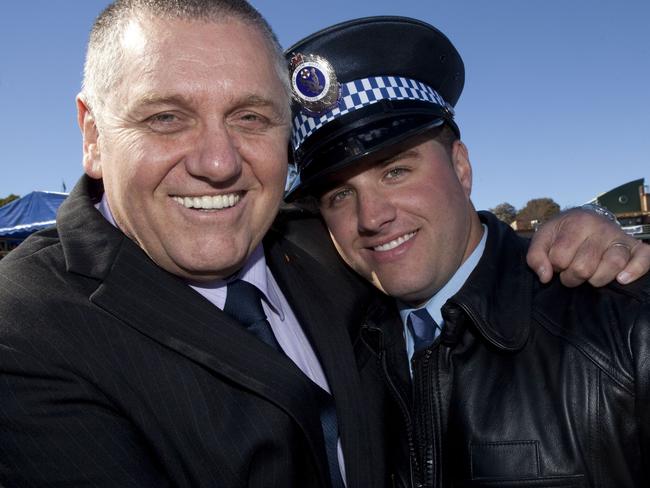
286 114 452 202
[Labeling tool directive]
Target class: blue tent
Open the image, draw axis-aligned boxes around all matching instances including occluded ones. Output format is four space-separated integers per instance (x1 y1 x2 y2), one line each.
0 191 68 240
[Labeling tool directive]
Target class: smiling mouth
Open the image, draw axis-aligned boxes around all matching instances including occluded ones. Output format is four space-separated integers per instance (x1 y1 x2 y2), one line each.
172 193 241 210
373 231 417 252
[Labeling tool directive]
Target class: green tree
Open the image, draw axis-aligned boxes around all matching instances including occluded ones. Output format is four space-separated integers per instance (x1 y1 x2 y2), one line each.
489 202 517 224
516 197 561 224
0 194 19 207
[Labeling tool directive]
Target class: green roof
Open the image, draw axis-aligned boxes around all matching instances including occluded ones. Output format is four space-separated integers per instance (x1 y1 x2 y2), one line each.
592 178 645 214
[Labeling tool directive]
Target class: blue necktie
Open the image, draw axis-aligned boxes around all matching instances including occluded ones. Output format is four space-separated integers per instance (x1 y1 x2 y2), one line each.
223 280 345 488
223 280 281 350
408 308 440 352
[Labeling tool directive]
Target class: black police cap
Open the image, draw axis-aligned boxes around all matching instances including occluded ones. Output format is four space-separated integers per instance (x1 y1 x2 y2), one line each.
285 16 464 200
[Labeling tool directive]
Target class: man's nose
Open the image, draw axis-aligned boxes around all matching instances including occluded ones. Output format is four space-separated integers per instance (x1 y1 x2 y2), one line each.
356 191 397 234
185 122 242 183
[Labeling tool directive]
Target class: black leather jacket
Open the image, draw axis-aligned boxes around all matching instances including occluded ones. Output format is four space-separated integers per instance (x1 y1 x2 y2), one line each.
356 211 650 488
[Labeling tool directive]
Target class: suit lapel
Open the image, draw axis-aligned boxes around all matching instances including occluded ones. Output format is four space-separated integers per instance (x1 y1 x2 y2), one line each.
265 232 375 488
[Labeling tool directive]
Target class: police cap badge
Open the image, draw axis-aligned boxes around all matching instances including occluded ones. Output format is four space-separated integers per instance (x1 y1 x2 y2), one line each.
289 53 340 114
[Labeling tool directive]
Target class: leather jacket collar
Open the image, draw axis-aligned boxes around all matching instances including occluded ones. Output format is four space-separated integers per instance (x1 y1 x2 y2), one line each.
442 211 535 352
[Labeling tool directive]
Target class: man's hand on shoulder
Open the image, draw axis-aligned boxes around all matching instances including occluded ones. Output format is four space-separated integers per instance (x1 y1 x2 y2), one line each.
527 207 650 287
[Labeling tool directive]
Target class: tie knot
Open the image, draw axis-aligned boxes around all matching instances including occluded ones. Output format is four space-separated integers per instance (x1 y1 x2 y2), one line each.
408 308 439 352
223 280 267 327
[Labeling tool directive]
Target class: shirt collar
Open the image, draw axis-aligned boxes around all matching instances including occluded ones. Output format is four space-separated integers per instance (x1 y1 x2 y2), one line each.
399 224 488 327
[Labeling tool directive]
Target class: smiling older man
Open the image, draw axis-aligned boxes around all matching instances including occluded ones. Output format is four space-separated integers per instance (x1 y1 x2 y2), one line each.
0 2 378 487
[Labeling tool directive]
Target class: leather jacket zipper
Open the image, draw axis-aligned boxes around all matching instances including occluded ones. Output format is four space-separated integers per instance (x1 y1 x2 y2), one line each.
361 322 419 488
380 348 420 487
412 347 440 488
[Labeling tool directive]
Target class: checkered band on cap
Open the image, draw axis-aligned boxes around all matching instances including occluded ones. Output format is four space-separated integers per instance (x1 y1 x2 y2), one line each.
291 75 452 152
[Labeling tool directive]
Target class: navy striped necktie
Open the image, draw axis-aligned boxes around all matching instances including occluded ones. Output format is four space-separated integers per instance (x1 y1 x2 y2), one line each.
223 279 345 488
223 279 281 350
408 308 440 352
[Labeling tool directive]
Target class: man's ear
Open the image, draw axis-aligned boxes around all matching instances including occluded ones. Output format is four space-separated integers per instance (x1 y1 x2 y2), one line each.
76 95 102 179
451 140 472 197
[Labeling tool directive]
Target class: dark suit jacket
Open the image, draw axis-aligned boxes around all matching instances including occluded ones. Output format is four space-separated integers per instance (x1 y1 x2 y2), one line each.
0 177 384 487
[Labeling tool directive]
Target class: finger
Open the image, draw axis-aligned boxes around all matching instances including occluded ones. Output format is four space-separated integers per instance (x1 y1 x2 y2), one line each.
556 237 602 288
528 213 576 284
586 242 632 287
617 240 650 284
526 235 555 284
545 227 583 274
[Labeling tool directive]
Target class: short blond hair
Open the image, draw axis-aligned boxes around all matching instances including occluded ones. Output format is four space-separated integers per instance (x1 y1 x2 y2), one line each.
81 0 289 114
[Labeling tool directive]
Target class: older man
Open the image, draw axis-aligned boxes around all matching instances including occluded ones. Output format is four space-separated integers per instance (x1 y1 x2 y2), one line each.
0 2 647 487
0 2 379 487
285 16 650 487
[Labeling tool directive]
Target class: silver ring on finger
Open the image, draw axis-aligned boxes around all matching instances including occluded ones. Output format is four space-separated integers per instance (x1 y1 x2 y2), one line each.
609 242 632 252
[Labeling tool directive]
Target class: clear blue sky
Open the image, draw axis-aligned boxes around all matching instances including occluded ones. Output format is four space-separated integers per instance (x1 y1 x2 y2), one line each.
1 0 648 211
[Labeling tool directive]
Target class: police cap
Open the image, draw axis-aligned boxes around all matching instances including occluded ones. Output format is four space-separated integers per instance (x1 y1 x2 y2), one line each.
285 16 464 200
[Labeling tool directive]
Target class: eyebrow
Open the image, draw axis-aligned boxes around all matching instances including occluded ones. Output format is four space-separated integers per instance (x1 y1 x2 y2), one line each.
129 93 288 119
381 148 419 166
132 93 280 108
236 94 277 107
129 94 197 113
236 94 290 120
321 148 422 193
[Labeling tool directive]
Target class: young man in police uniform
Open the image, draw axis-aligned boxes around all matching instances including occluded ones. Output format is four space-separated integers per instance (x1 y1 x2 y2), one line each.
285 16 650 487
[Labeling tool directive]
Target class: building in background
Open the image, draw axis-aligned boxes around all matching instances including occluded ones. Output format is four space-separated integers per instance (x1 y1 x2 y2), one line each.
588 178 650 242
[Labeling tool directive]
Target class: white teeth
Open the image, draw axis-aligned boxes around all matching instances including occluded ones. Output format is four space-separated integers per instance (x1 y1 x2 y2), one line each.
373 231 416 252
173 194 241 210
